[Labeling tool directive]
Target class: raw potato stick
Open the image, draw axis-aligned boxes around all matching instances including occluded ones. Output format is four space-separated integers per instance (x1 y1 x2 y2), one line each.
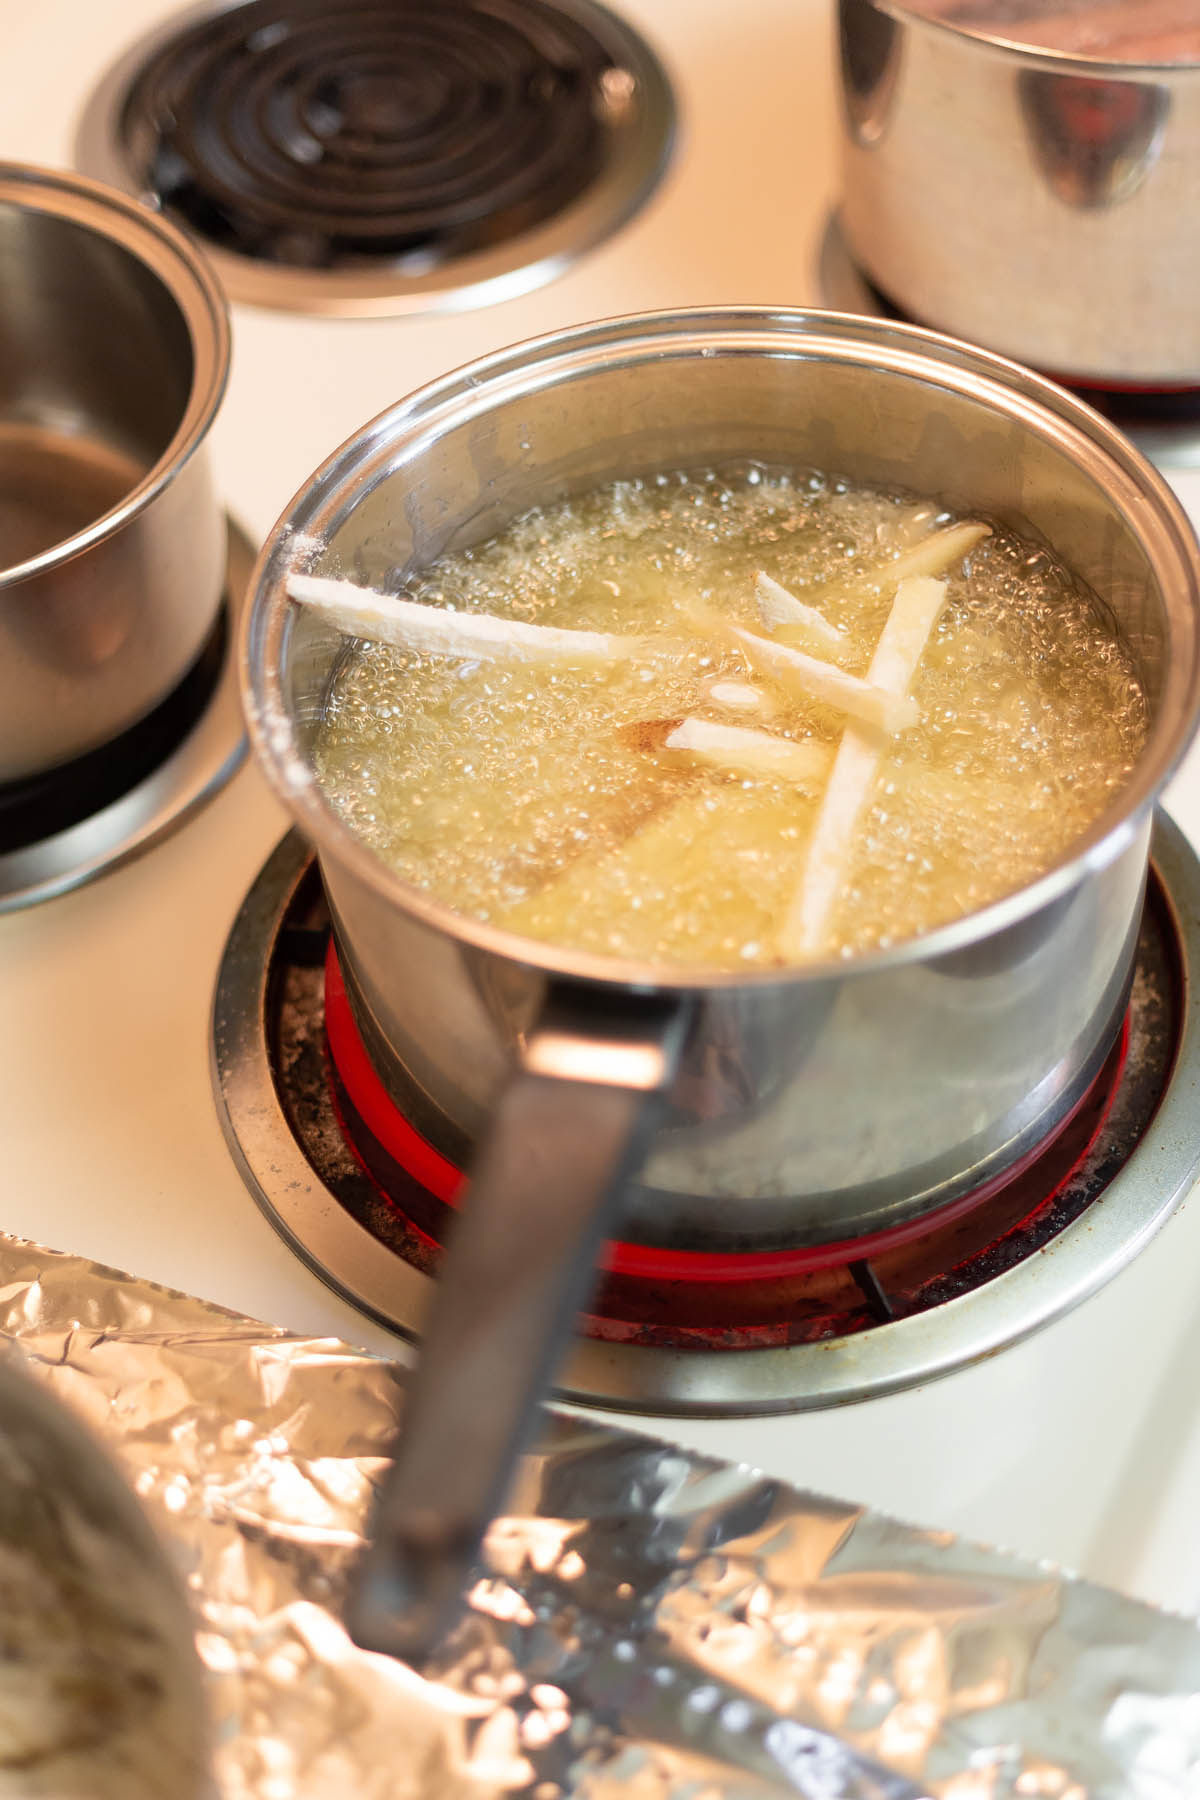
729 625 919 733
754 571 843 650
780 575 950 959
665 718 832 786
705 679 775 716
287 573 651 666
803 521 990 609
883 521 991 585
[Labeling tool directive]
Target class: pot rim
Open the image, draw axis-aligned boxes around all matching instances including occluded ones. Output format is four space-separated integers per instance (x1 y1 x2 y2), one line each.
0 162 230 589
869 1 1200 75
242 304 1200 992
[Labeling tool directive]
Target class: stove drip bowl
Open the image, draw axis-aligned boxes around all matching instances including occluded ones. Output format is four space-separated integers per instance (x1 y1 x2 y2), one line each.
0 518 252 913
76 0 676 315
212 817 1200 1415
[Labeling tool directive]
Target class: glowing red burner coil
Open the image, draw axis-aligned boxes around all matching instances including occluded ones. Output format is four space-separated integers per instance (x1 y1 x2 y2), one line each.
323 937 1129 1289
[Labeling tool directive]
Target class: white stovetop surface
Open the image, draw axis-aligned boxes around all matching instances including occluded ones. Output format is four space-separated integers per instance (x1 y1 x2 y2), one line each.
5 0 1200 1620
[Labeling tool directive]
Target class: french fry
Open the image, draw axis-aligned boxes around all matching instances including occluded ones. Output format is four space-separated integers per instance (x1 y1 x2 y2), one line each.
287 573 652 666
801 521 990 611
753 571 843 651
729 624 918 733
664 718 832 787
704 678 775 717
880 520 991 585
780 575 950 959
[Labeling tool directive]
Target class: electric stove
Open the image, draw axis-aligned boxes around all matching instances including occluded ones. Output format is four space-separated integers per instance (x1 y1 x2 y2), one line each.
5 0 1200 1632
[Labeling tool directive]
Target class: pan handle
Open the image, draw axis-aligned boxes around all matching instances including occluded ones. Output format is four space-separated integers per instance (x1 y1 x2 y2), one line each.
346 981 692 1665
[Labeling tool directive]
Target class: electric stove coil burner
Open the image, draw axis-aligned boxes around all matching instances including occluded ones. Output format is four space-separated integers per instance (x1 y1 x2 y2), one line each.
77 0 675 315
323 933 1133 1342
130 0 613 258
213 817 1200 1415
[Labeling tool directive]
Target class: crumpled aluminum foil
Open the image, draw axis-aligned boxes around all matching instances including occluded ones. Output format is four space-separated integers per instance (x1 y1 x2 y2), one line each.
1 1231 1198 1800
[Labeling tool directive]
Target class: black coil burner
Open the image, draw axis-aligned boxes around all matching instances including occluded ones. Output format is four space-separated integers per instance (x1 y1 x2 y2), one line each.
126 0 613 266
80 0 675 313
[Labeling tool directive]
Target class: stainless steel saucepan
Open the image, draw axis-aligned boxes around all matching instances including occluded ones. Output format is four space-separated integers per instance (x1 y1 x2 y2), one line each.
242 309 1200 1660
838 0 1200 386
0 165 229 783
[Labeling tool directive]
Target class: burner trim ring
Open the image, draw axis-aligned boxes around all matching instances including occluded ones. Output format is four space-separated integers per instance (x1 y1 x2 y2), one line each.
74 0 676 318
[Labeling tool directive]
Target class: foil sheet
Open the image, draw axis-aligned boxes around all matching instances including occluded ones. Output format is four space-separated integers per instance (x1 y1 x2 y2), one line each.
1 1233 1198 1799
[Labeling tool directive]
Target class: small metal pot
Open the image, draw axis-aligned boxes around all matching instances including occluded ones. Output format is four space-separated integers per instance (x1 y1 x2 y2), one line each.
838 0 1200 386
0 165 229 782
242 309 1200 1657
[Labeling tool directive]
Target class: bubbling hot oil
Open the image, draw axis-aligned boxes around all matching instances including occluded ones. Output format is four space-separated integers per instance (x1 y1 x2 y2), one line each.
314 466 1149 969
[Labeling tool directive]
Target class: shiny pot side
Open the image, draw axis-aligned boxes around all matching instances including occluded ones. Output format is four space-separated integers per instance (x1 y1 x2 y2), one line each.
838 0 1200 386
0 165 229 782
242 309 1200 1655
324 821 1149 1252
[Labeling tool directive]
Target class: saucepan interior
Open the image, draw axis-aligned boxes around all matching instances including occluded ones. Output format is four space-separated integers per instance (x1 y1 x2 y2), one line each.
0 205 192 576
244 309 1200 1246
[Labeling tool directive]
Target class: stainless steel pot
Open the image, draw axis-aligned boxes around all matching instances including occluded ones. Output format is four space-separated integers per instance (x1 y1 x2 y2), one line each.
0 165 229 782
838 0 1200 386
242 308 1200 1658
